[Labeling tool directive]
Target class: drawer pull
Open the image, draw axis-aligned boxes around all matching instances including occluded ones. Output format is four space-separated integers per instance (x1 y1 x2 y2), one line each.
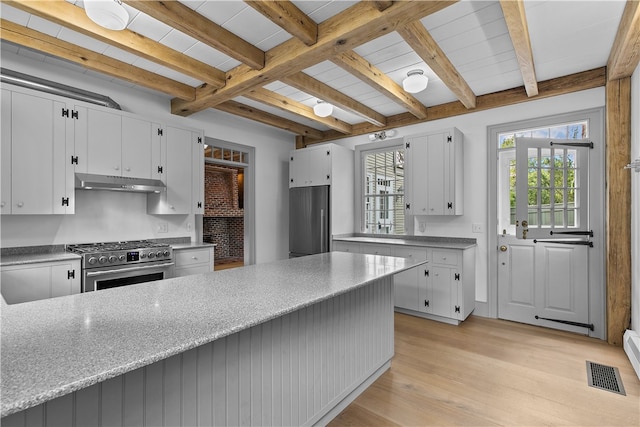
191 256 198 260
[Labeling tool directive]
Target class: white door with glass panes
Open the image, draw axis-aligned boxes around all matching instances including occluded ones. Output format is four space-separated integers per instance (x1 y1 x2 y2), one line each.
497 126 601 334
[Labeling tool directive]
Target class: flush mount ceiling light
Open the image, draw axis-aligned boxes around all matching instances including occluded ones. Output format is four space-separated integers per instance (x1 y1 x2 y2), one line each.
402 69 429 93
313 100 333 117
84 0 130 31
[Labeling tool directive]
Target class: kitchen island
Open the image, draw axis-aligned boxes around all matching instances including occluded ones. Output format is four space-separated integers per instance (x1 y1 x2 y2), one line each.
1 252 425 426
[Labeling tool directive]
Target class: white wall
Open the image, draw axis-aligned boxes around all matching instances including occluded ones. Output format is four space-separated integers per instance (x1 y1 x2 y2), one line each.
631 66 639 334
0 50 294 263
333 88 605 315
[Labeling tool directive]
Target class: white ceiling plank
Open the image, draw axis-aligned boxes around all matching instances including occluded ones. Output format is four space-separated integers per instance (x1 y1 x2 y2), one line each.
159 29 199 53
57 28 111 55
194 1 248 26
26 14 62 37
1 4 30 26
126 11 173 42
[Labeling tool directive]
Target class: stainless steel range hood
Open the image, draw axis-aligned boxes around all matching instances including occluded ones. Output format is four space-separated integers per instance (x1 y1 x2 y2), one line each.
75 173 166 193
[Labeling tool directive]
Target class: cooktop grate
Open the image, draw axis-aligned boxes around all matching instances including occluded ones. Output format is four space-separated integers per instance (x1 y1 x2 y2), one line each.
586 361 626 395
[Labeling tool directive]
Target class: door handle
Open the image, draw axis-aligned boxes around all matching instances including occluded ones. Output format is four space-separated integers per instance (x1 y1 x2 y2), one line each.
499 245 507 252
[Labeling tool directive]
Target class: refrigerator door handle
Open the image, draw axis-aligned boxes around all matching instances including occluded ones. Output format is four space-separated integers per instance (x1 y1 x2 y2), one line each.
320 208 325 252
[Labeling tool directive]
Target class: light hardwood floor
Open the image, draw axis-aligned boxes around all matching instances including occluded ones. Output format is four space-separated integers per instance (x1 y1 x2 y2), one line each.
329 313 640 426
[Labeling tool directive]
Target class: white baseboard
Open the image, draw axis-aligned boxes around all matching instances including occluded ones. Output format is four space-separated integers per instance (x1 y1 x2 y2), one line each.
623 329 640 380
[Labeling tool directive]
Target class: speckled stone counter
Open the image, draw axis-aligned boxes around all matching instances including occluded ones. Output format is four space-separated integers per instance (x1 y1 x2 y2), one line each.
333 233 476 249
0 245 80 267
1 252 425 420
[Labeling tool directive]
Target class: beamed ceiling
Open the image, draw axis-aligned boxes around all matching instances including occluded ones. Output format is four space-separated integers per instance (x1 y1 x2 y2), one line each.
1 0 638 146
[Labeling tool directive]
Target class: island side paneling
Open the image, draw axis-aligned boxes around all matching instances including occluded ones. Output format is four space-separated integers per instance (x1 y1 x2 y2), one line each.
2 277 394 427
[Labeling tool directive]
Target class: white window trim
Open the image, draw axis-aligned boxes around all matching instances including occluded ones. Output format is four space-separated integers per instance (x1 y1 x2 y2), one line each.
354 138 404 234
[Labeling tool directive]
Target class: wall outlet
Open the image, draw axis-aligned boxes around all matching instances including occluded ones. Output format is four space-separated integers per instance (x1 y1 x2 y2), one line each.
472 223 483 233
157 222 168 233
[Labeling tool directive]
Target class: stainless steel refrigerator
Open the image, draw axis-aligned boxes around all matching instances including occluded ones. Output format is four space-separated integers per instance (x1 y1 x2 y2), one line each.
289 185 330 257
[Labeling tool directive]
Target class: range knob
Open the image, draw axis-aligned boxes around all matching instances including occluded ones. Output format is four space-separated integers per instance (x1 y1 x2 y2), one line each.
140 252 147 259
163 250 170 257
118 254 125 261
156 251 163 258
98 256 108 264
88 256 98 265
108 255 118 263
148 252 155 259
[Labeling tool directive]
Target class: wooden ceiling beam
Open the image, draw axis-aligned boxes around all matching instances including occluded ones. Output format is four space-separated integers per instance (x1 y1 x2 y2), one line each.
607 0 640 80
281 72 387 127
244 88 353 134
124 1 265 70
398 21 477 108
214 100 324 140
373 2 394 12
4 0 226 88
0 19 195 100
304 67 606 145
171 0 457 116
245 0 318 46
499 0 538 97
331 50 429 119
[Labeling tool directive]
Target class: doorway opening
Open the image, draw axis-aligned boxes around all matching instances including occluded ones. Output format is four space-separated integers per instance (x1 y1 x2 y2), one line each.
204 138 255 270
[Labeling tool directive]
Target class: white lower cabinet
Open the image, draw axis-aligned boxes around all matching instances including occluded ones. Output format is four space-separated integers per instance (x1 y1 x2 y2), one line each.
173 247 214 277
333 239 476 324
1 259 81 304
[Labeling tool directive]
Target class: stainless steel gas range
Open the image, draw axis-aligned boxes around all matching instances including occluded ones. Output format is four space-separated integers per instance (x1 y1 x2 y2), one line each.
67 240 174 292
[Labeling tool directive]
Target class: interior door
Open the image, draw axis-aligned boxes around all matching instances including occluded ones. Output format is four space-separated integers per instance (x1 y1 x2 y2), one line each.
498 138 593 333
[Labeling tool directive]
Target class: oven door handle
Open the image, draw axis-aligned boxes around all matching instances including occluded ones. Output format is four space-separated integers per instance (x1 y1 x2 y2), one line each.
85 262 175 277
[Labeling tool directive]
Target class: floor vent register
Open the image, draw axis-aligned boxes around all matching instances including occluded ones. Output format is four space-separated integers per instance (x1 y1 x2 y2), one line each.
586 361 626 395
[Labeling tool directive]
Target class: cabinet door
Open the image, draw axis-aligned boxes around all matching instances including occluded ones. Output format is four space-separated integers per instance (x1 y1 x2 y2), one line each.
308 147 332 185
1 264 51 304
404 135 428 215
430 266 454 318
1 89 11 214
51 261 81 298
426 132 447 215
165 126 192 214
121 116 153 178
11 92 66 214
393 247 428 311
289 150 305 187
192 132 204 214
86 108 122 176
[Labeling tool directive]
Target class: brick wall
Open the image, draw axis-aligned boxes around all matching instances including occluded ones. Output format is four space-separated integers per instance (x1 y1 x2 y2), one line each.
204 164 243 217
203 164 244 260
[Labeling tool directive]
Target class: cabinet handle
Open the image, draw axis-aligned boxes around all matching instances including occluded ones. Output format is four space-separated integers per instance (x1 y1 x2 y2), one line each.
191 256 198 260
0 202 4 208
170 205 175 210
17 202 23 208
442 257 447 260
114 166 120 171
125 167 131 172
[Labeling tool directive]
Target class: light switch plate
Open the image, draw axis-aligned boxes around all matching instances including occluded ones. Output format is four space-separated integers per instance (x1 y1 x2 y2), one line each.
157 222 168 233
472 223 482 233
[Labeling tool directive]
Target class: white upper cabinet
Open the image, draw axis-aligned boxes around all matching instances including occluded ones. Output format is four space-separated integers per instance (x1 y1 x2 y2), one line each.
74 106 161 179
289 145 332 187
405 128 464 216
147 125 204 215
1 88 74 215
121 116 161 179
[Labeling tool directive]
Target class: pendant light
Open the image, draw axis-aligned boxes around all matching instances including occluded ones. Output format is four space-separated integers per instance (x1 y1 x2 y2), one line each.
402 69 429 93
84 0 130 31
313 100 333 117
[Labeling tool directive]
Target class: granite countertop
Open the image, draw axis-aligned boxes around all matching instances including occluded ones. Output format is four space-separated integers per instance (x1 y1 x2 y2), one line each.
0 252 425 417
0 251 81 267
333 234 477 250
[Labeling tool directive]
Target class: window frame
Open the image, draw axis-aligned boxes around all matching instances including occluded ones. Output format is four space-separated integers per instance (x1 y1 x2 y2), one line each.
354 138 405 234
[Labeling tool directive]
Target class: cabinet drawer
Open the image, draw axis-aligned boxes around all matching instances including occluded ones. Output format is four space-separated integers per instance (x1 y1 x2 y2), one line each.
432 250 459 266
174 264 212 277
332 241 361 253
393 246 428 262
175 249 212 267
360 243 392 256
